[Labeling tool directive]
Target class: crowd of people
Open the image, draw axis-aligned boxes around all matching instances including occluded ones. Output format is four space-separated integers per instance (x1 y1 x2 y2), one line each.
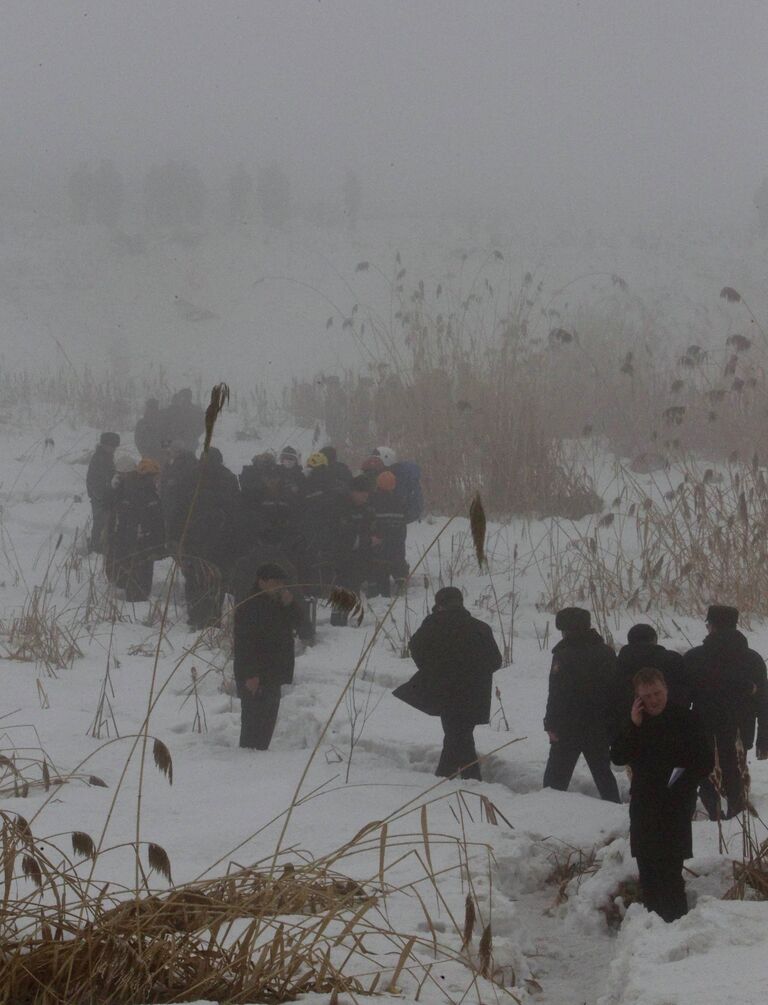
85 396 423 635
84 400 768 926
396 597 767 923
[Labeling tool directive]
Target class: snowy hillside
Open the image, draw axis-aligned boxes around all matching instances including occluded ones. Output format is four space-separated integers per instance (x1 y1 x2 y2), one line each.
0 416 766 1004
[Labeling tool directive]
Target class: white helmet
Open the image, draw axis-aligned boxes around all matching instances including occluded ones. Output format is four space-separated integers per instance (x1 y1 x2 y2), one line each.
114 452 137 474
373 446 397 467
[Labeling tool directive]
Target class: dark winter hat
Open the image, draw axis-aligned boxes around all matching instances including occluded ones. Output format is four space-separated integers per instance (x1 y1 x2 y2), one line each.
555 607 591 632
434 587 464 610
350 474 370 492
280 445 299 460
706 604 739 629
100 432 120 447
256 562 288 582
320 445 337 464
627 623 658 645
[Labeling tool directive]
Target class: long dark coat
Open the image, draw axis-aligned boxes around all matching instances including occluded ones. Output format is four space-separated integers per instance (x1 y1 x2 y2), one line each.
611 705 713 858
544 629 619 743
393 608 502 724
86 445 115 505
105 472 164 598
233 591 301 695
617 642 690 711
684 629 767 749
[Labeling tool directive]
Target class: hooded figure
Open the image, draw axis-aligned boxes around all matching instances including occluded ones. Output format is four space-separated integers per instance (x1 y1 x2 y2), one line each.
543 607 621 802
683 605 767 819
393 587 502 780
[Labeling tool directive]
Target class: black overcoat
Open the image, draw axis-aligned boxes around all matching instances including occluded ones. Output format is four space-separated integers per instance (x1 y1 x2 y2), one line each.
611 704 713 859
233 591 301 694
684 629 767 748
393 608 502 724
544 629 618 743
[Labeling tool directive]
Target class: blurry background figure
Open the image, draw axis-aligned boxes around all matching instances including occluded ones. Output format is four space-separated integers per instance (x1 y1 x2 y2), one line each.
105 457 164 601
86 432 120 553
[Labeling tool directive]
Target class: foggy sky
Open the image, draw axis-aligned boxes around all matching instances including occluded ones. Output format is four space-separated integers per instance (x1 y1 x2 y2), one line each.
2 1 768 228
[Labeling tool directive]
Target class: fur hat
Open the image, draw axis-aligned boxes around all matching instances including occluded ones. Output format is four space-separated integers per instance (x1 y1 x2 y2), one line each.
256 562 288 582
627 623 658 645
376 470 397 492
706 604 739 629
100 432 120 447
434 586 464 610
555 607 591 632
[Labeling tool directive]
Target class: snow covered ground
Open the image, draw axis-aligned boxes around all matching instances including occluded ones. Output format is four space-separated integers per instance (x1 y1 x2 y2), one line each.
1 415 767 1004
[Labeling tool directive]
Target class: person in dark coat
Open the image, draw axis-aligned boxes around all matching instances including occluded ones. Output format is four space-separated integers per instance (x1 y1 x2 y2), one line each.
617 624 690 717
86 432 120 553
319 445 353 487
302 452 343 596
684 605 767 819
393 587 502 780
234 562 302 749
369 470 408 598
611 668 713 922
164 389 204 454
134 399 165 463
331 475 374 626
105 458 165 601
543 607 621 802
172 448 240 629
232 525 316 645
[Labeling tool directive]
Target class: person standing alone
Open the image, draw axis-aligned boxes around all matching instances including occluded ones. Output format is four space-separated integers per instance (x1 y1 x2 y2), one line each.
234 563 301 750
393 587 502 780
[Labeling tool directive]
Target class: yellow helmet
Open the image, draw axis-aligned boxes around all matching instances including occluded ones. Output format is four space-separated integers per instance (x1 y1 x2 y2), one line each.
306 452 329 469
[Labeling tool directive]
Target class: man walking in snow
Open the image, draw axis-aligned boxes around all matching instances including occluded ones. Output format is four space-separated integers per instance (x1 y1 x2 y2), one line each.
234 563 302 750
611 668 713 922
684 605 768 819
393 587 502 780
543 607 621 802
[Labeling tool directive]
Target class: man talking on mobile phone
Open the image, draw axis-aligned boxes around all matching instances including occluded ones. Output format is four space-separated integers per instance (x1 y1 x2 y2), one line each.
611 668 713 922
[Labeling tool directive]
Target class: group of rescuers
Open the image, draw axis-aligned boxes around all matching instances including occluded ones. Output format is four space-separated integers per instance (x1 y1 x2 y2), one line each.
85 397 768 928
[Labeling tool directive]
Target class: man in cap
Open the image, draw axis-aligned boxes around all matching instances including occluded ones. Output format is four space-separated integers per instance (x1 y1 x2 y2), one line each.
543 607 621 801
86 432 120 553
684 604 767 819
234 562 302 749
393 587 502 780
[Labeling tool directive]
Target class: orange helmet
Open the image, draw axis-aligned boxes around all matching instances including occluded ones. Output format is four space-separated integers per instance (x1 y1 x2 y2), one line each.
376 470 397 492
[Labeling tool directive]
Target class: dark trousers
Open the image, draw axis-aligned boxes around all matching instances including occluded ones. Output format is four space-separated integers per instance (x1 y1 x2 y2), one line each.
699 731 743 819
90 500 109 553
543 738 621 802
636 855 688 922
436 715 481 781
240 683 282 750
116 557 154 602
182 557 223 629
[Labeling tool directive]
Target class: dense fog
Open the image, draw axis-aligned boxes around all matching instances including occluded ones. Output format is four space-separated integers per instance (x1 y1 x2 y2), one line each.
2 0 768 380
